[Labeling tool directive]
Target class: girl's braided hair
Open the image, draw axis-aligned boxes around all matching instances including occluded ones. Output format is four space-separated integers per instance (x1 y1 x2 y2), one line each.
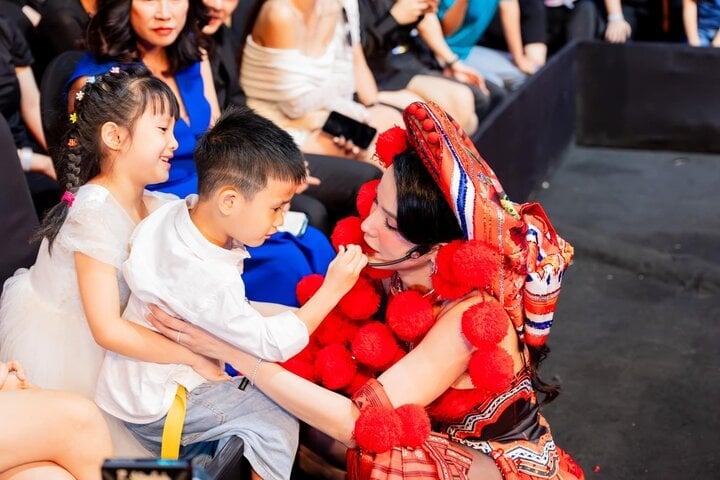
35 64 180 250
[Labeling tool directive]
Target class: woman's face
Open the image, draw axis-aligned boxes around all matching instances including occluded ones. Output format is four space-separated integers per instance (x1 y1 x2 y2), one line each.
131 0 189 49
361 166 419 268
201 0 238 35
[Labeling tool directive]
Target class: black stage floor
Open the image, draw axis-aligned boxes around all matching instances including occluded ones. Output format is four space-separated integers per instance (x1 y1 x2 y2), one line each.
534 145 720 479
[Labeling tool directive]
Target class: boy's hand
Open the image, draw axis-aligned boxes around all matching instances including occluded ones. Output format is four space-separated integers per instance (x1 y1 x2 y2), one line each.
323 244 368 296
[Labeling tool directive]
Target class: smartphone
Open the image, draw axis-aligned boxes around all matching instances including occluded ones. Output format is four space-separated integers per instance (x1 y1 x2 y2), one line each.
102 458 193 480
321 111 377 150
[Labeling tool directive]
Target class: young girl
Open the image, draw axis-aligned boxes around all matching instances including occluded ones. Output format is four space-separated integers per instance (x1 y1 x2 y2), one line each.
0 65 225 456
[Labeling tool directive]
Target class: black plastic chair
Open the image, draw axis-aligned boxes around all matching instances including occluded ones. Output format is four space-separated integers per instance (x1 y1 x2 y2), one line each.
0 115 39 293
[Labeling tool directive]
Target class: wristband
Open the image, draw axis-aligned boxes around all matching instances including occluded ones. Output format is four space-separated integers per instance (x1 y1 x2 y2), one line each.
442 55 459 69
19 147 32 171
607 13 625 23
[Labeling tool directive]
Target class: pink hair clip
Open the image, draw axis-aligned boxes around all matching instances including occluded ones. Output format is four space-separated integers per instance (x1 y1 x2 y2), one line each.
61 191 75 207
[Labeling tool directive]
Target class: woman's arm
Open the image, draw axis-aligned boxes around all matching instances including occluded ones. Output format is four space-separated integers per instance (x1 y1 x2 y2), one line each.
353 44 379 106
15 65 47 150
498 0 538 74
683 0 700 46
75 252 226 380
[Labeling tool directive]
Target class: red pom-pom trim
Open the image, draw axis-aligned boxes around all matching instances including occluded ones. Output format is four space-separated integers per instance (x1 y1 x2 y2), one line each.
296 273 324 306
374 126 408 168
395 404 431 447
354 406 403 453
427 387 493 422
356 179 379 219
280 357 316 382
314 309 358 346
386 290 435 342
330 216 372 253
467 345 514 393
351 321 400 369
315 344 357 390
451 240 501 290
461 300 509 347
432 241 473 299
338 276 381 321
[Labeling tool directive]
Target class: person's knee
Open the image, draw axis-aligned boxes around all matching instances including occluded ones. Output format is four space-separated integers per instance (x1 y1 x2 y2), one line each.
57 394 111 448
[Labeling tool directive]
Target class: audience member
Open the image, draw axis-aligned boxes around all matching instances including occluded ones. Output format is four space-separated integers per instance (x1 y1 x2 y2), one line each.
32 0 95 80
0 66 226 455
0 360 112 480
240 0 402 162
0 15 59 219
437 0 535 92
97 106 366 476
358 0 494 134
544 0 600 53
683 0 720 46
147 101 582 480
68 0 219 198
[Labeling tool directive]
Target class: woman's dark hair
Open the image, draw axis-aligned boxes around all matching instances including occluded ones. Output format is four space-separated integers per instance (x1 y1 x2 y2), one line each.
35 64 180 250
393 149 464 247
87 0 210 75
393 148 560 403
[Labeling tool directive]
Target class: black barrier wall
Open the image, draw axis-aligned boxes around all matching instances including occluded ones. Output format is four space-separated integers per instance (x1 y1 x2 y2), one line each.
576 41 720 152
473 42 577 202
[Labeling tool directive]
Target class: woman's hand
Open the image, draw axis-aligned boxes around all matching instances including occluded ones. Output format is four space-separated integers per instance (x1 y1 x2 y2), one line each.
0 360 33 391
296 160 321 195
147 305 230 360
446 61 490 96
605 17 632 43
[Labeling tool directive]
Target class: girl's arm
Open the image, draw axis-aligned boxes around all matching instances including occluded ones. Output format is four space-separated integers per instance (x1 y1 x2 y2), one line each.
199 51 221 125
498 0 538 74
353 44 379 106
75 252 226 380
683 0 701 46
603 0 632 43
16 65 47 150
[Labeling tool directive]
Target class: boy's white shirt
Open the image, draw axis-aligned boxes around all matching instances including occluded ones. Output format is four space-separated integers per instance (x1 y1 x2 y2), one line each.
95 195 309 424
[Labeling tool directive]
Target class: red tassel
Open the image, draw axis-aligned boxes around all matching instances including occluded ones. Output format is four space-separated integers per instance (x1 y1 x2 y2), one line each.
468 346 514 393
354 406 402 453
356 179 379 219
296 273 324 306
461 300 509 347
315 344 357 390
386 290 435 342
395 404 431 447
374 126 408 167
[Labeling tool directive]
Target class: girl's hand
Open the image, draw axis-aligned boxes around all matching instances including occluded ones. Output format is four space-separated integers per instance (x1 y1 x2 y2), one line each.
190 355 230 382
322 244 368 296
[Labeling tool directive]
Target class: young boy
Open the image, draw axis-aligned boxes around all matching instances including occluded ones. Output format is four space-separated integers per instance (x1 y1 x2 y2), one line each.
95 106 367 479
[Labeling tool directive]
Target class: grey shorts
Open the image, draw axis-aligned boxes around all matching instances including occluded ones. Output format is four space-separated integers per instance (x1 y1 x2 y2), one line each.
125 377 299 480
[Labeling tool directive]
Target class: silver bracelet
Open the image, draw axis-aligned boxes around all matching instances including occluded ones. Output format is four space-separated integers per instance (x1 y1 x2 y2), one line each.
250 358 263 386
19 147 33 171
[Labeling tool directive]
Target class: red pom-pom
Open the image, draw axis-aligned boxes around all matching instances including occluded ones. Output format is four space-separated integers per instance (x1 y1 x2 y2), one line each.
431 241 473 299
451 240 501 289
356 179 379 219
386 290 435 342
354 406 402 453
374 126 408 168
345 371 373 396
315 344 357 390
338 276 381 321
395 404 431 447
296 273 324 305
351 322 400 369
314 310 358 346
461 300 509 347
330 216 372 253
467 345 514 393
280 357 316 382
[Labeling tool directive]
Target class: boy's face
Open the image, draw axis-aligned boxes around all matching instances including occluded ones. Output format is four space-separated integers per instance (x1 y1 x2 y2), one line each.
226 177 296 247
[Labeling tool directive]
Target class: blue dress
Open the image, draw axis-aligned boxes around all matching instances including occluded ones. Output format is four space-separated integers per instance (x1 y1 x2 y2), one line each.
69 55 208 198
68 55 334 308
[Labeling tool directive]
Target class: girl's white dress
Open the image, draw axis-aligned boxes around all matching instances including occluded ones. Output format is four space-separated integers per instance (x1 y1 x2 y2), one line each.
0 184 173 456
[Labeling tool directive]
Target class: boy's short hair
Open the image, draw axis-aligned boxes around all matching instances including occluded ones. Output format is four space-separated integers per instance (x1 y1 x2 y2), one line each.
194 106 306 198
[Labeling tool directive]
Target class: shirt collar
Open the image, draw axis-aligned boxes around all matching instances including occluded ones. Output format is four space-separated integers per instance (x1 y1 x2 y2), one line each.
174 194 250 268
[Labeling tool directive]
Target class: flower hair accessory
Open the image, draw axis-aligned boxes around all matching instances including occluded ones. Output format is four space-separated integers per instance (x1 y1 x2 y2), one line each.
110 66 120 74
75 91 85 102
69 113 78 124
61 191 75 207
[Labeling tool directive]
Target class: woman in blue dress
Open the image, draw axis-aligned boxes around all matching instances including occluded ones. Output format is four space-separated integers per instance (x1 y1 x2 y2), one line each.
67 0 334 307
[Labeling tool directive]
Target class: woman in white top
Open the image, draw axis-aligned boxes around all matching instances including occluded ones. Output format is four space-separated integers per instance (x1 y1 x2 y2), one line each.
241 0 402 162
